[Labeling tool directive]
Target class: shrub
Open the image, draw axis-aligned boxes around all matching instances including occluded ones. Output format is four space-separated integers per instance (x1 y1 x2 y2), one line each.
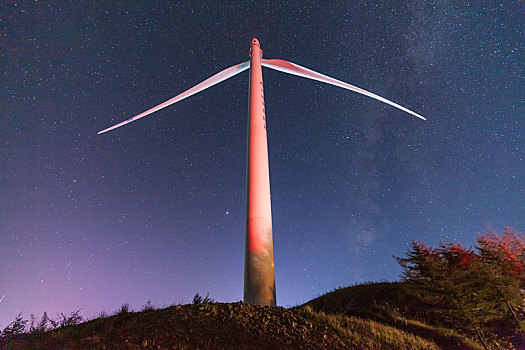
203 292 214 304
2 313 28 336
117 303 130 314
141 300 155 312
37 311 50 332
58 310 83 328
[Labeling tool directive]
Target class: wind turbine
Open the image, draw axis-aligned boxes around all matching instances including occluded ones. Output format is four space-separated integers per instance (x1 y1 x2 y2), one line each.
99 38 426 307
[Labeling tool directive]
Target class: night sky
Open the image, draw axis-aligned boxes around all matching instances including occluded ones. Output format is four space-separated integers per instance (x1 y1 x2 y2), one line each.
1 2 523 327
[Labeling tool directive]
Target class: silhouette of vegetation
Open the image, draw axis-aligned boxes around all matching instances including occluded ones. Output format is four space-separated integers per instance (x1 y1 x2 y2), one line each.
36 311 50 333
117 303 130 314
192 292 214 305
1 310 84 337
192 292 203 305
203 292 214 304
1 313 27 336
141 300 155 312
57 310 83 328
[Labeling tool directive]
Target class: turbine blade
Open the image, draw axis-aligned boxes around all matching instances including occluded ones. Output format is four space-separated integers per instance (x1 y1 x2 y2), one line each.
98 61 250 134
261 59 426 121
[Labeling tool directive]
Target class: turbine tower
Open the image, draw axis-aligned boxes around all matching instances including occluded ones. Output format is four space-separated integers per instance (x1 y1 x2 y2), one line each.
98 38 426 306
245 38 275 305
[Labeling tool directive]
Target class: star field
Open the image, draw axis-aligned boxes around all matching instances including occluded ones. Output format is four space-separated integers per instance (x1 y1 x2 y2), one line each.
1 1 523 327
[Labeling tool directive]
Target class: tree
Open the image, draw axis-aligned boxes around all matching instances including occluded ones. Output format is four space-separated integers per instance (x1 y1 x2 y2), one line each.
396 229 525 345
398 242 499 327
192 293 203 305
477 227 525 282
477 228 525 326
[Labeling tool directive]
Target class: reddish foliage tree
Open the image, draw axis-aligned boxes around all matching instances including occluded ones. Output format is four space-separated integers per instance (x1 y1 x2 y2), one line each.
397 228 524 345
439 243 478 268
477 227 525 281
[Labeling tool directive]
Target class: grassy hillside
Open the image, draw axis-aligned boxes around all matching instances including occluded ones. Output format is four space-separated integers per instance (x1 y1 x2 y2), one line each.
299 282 484 349
0 283 487 349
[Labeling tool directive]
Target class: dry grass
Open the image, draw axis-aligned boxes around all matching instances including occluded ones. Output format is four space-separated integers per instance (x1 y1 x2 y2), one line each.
300 282 485 349
298 305 441 350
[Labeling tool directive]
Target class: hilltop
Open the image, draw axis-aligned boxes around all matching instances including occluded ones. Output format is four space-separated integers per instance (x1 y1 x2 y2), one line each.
0 282 492 350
